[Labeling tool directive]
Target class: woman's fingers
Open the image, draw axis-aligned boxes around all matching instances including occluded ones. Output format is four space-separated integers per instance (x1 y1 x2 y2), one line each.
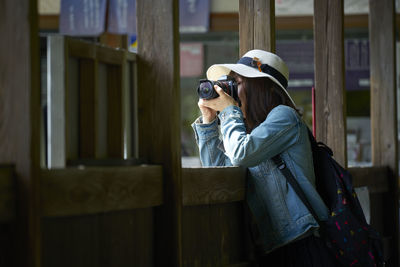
214 85 228 97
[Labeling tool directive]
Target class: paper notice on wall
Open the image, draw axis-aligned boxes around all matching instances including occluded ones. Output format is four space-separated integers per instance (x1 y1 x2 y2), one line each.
59 0 107 36
180 43 204 77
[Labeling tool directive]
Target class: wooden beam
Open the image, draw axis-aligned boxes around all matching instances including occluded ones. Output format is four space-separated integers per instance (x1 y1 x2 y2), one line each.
39 14 400 32
96 46 125 65
239 0 275 55
349 166 389 193
136 0 182 266
253 0 275 52
209 13 239 31
182 167 246 206
369 0 398 265
313 0 347 166
0 0 42 266
239 0 253 56
369 1 398 169
39 14 59 30
40 165 163 217
67 38 96 59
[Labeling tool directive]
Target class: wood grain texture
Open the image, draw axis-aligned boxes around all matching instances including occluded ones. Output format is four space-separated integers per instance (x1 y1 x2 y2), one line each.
239 0 275 55
136 0 182 266
313 0 347 167
239 0 254 56
0 0 42 266
253 0 275 52
349 166 390 193
42 208 154 267
369 0 398 169
0 166 16 222
368 1 398 264
182 203 247 267
182 167 246 206
40 165 163 217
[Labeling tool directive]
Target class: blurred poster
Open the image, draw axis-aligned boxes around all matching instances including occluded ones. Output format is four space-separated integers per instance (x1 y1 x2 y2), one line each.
276 40 314 90
345 39 370 90
59 0 107 36
108 0 137 34
276 39 370 91
180 43 203 77
179 0 210 33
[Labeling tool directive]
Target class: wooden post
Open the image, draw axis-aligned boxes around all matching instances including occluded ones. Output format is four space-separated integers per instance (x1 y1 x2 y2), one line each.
136 0 182 266
313 0 347 166
0 0 41 266
239 0 275 55
369 0 399 265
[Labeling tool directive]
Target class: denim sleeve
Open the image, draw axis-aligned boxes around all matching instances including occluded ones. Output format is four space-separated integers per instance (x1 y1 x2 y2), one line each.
191 117 233 167
218 105 300 167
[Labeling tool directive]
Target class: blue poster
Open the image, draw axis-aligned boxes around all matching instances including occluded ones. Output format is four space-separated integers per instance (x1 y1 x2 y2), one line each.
179 0 210 33
59 0 107 36
108 0 137 34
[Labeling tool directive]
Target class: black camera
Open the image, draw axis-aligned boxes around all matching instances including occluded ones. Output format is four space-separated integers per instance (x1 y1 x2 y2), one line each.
197 75 240 104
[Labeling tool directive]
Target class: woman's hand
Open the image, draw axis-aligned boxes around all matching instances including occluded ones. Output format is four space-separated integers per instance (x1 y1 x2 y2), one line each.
199 85 238 123
198 99 217 124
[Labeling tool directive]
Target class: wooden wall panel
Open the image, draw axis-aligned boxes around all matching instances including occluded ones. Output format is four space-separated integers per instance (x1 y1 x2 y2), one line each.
0 166 16 266
79 59 98 158
182 203 247 267
313 0 347 166
42 209 154 267
368 0 398 265
0 0 41 266
182 167 246 206
106 65 123 158
0 166 16 222
136 0 182 266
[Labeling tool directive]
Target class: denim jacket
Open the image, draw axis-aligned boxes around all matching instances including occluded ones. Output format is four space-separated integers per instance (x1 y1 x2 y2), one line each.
192 105 329 253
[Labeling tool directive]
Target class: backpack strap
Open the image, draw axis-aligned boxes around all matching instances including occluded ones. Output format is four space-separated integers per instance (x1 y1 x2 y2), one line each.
271 155 322 224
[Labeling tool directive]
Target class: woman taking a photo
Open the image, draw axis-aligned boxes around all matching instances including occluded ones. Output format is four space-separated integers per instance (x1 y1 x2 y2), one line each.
192 49 338 266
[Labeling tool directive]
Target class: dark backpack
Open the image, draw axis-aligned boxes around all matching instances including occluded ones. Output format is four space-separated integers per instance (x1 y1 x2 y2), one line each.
273 129 385 267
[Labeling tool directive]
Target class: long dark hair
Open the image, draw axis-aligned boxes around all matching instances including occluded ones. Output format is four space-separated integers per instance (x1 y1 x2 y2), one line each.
233 73 301 133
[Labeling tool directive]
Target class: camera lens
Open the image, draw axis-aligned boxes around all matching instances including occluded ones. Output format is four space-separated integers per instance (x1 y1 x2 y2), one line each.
198 80 218 99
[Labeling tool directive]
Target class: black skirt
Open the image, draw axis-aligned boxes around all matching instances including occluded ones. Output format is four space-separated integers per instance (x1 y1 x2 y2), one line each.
256 235 341 267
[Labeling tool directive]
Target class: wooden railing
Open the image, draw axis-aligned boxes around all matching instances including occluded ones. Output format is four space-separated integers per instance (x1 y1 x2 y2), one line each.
0 163 395 266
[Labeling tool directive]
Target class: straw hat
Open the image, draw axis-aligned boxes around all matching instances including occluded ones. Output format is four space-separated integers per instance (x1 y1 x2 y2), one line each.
206 49 295 106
